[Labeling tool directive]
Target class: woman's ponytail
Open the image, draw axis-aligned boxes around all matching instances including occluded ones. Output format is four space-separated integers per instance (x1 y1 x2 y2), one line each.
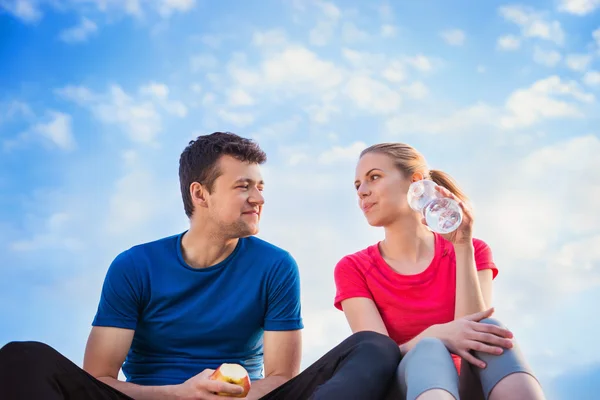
429 169 469 203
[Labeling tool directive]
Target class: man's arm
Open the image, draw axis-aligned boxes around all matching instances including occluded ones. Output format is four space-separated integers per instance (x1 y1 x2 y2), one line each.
244 330 302 400
83 326 176 399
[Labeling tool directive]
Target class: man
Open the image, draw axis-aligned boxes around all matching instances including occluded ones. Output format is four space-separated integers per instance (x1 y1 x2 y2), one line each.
0 132 400 400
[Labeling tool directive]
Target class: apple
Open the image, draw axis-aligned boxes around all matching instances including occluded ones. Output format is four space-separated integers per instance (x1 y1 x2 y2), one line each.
209 363 251 398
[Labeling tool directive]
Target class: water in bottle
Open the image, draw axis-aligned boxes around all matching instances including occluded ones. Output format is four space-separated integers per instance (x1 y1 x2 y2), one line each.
406 180 463 234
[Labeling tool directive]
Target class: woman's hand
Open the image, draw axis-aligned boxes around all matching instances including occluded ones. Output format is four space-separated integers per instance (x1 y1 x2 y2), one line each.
435 308 514 369
422 185 474 246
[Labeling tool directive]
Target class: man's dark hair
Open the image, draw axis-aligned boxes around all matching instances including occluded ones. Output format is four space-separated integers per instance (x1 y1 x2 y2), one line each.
179 131 267 217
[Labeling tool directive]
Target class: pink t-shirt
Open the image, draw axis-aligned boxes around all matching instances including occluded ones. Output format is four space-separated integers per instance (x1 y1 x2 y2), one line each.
334 233 498 371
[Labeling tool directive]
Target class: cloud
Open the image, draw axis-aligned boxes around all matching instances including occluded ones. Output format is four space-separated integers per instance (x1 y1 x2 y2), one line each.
558 0 600 15
343 76 402 114
565 53 593 72
10 212 83 252
380 24 397 38
32 111 75 151
440 29 466 46
386 102 497 136
307 1 341 46
0 100 33 124
584 71 600 86
342 22 369 43
501 75 594 129
317 141 366 166
497 35 521 50
499 5 565 45
0 0 42 23
253 29 287 47
157 0 195 17
59 17 98 43
190 54 218 73
57 83 187 145
533 46 562 67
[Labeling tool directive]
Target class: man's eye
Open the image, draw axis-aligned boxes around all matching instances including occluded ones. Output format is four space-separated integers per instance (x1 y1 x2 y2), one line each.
238 185 249 189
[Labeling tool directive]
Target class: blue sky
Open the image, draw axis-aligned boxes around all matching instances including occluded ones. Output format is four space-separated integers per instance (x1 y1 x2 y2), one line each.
1 0 599 398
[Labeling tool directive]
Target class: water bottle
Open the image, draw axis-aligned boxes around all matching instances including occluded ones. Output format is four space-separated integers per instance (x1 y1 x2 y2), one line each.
406 180 463 234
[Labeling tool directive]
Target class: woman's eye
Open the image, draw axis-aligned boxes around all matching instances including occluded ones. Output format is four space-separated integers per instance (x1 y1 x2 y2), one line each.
371 175 380 180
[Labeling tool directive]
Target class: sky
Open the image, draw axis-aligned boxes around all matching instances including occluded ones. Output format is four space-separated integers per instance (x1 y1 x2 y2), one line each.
1 0 599 398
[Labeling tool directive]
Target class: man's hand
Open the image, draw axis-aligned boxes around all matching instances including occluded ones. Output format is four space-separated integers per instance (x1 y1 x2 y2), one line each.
171 369 245 400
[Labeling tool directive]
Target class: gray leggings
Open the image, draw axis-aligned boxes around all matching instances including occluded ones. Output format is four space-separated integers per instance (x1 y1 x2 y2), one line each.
390 318 538 400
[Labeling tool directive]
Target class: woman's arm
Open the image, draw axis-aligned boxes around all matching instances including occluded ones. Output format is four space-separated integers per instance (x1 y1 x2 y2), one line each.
339 297 389 336
454 243 490 319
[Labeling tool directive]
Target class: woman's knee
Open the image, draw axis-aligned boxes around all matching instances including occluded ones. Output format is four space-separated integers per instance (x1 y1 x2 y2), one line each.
411 337 448 356
479 317 506 329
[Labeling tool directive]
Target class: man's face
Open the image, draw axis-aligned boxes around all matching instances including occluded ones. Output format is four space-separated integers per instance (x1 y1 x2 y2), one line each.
205 155 265 238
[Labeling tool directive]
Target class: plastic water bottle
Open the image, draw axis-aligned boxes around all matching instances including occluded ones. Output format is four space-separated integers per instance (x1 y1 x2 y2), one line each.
406 180 463 234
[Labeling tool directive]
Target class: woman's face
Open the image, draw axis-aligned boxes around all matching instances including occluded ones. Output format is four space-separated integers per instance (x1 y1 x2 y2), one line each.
354 152 416 227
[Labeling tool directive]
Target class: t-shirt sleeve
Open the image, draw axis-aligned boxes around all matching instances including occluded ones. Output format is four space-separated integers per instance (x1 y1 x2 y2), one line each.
473 238 498 279
263 253 304 331
92 250 143 330
333 256 372 311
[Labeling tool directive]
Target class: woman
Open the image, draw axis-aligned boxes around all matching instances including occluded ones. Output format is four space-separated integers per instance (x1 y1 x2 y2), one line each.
334 143 545 400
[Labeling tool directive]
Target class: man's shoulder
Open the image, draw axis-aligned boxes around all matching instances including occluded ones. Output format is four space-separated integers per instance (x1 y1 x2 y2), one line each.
244 235 294 260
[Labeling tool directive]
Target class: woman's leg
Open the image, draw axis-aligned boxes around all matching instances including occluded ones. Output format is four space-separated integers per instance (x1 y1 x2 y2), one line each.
392 337 460 400
467 318 546 400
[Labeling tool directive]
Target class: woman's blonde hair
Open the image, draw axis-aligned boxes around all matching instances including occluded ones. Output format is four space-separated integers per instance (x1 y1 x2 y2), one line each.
360 143 469 203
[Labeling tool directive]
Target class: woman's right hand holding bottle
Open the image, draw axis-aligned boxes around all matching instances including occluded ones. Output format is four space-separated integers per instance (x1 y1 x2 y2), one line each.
434 308 514 369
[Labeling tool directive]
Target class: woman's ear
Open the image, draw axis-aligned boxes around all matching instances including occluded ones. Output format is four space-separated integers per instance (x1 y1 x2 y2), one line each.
411 172 425 182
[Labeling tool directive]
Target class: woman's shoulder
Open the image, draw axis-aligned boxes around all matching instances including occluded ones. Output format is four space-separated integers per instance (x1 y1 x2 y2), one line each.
335 243 380 272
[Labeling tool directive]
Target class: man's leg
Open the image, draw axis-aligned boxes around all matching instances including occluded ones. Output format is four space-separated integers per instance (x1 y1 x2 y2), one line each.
0 341 133 400
259 331 401 400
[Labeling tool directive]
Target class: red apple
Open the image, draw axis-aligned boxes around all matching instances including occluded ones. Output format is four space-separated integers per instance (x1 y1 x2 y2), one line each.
209 363 251 398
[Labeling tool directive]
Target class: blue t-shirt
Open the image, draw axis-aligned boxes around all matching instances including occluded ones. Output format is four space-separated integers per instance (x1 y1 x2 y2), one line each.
92 232 303 385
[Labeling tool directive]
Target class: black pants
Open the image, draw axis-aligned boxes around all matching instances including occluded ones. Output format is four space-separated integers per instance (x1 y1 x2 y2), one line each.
0 331 401 400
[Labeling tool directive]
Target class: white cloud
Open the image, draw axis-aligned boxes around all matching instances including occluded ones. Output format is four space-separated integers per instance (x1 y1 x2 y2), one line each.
558 0 600 15
380 24 397 38
533 46 562 67
400 81 428 100
317 141 366 165
305 92 340 123
157 0 195 17
0 0 42 23
59 17 97 43
217 110 255 127
58 83 186 145
594 28 600 47
501 76 594 129
307 1 340 46
584 71 600 86
190 53 218 72
382 61 406 82
441 29 466 46
386 102 497 136
227 88 255 107
405 55 434 72
344 76 401 114
10 212 83 252
342 22 369 43
497 35 521 50
257 46 344 93
252 29 287 47
0 100 33 124
499 5 565 45
32 111 75 151
565 53 593 72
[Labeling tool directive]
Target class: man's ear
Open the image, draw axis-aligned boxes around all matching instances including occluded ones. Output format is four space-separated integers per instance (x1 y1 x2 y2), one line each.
411 172 424 182
190 182 209 208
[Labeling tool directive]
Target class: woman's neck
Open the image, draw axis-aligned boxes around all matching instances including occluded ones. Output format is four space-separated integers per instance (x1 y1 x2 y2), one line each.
381 215 435 264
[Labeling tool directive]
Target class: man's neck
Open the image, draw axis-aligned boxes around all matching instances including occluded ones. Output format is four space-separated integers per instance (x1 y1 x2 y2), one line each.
181 222 239 269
